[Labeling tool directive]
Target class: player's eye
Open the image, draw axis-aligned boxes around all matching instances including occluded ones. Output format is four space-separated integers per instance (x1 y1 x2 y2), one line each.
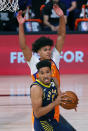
46 70 50 73
44 48 47 51
40 71 44 75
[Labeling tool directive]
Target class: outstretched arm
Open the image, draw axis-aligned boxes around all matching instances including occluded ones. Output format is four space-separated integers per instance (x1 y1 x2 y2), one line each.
53 5 66 53
17 11 32 61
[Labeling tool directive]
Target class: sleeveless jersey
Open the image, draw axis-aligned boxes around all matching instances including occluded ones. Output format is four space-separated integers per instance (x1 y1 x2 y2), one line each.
30 79 58 121
27 48 60 122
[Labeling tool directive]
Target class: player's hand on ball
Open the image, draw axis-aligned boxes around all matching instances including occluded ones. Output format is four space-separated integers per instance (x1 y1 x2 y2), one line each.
60 91 79 111
54 93 66 105
53 4 64 17
17 10 25 24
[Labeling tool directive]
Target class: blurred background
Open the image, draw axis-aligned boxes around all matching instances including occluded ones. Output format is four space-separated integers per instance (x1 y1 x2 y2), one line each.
0 0 88 32
0 0 88 131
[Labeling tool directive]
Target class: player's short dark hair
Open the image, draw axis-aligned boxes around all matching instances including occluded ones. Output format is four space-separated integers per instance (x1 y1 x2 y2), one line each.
32 37 53 52
36 60 51 71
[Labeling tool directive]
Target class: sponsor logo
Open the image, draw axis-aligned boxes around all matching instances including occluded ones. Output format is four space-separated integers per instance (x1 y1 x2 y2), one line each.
10 52 25 63
60 51 84 63
10 51 84 64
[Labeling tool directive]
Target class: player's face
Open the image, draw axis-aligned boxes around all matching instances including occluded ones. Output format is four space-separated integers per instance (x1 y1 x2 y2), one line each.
38 46 51 60
38 67 51 85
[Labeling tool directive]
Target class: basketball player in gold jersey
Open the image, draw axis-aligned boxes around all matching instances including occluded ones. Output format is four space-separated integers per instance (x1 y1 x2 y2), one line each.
30 59 70 131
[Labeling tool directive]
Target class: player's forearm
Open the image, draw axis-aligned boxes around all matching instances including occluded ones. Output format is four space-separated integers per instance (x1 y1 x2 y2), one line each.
58 15 66 39
19 24 26 49
34 101 57 118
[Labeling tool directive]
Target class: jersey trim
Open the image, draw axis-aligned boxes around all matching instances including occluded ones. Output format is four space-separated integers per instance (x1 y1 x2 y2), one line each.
36 79 51 88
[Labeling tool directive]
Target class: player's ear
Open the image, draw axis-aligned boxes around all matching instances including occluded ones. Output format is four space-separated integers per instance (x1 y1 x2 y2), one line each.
37 49 41 54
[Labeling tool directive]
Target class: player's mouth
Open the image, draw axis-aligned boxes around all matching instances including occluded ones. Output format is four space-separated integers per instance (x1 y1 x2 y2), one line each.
46 55 51 59
44 78 50 84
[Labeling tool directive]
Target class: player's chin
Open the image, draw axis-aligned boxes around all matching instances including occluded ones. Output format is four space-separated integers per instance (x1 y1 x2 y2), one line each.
45 55 51 60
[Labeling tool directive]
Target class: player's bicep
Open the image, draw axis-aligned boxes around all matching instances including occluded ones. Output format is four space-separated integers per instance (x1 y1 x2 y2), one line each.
30 85 42 115
55 35 65 53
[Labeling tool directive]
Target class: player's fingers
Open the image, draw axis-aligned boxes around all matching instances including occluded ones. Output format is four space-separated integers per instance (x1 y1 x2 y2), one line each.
61 98 68 101
74 107 77 112
53 4 59 9
53 5 64 16
24 15 26 20
60 93 67 98
60 101 66 105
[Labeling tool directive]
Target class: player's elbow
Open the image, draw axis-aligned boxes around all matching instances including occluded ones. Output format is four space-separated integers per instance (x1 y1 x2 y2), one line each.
59 33 66 41
58 30 66 39
34 111 41 118
34 108 44 118
20 44 26 50
61 33 66 38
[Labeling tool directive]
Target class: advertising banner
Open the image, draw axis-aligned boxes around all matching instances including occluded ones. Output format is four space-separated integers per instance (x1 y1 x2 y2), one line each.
0 34 88 75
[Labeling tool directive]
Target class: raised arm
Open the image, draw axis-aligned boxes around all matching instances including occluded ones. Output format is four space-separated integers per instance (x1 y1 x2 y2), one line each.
17 11 32 61
53 5 66 53
30 85 61 118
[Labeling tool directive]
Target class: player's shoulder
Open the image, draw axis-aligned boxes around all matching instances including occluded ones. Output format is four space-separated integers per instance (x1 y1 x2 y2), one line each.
30 82 42 96
30 80 39 88
30 82 41 91
27 52 40 68
51 47 60 57
31 52 40 59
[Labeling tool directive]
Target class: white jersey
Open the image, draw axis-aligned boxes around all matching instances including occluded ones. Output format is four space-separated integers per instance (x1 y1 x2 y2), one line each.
27 48 60 75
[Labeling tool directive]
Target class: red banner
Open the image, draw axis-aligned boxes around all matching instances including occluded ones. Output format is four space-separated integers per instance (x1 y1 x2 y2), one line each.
0 34 88 75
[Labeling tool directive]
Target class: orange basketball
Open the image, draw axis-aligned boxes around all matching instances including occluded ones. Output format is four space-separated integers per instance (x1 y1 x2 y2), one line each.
60 91 79 110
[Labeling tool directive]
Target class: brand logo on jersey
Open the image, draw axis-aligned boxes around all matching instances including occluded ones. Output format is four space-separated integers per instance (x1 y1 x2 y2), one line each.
51 82 55 87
